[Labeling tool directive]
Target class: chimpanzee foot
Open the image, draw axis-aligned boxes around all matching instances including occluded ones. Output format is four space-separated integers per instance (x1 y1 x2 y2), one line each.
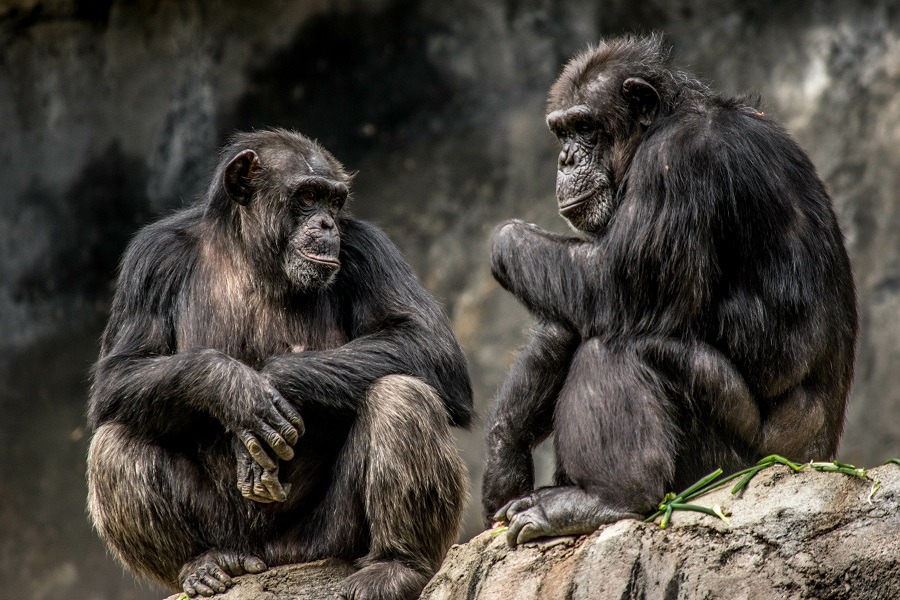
493 486 639 547
179 550 267 597
339 560 430 600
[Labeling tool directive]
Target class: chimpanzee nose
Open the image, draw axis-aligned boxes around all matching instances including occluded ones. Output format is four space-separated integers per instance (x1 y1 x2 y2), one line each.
311 214 335 230
558 144 577 169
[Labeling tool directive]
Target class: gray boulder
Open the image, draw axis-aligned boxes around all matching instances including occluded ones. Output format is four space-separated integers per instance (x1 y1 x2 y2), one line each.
165 463 900 599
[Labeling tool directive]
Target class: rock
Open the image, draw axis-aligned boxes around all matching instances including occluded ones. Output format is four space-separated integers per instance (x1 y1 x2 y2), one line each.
162 559 356 600
423 464 900 600
159 464 899 599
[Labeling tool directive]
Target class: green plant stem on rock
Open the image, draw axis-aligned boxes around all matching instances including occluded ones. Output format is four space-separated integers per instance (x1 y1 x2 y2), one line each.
645 454 883 529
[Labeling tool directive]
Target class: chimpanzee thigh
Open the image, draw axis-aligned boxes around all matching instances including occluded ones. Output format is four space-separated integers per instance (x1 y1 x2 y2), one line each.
554 338 676 513
267 375 467 577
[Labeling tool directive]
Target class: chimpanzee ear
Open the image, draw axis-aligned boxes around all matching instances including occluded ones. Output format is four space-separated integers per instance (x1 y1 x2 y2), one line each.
223 149 260 206
622 77 660 126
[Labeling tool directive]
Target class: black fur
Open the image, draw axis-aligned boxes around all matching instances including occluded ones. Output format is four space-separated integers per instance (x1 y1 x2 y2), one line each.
483 35 857 545
87 129 472 599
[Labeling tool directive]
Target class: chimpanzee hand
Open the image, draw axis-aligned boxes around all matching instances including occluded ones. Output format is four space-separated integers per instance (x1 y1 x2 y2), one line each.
233 437 289 503
215 371 305 472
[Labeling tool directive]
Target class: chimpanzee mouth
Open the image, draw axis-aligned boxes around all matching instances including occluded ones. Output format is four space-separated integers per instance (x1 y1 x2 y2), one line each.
298 250 340 268
558 188 598 215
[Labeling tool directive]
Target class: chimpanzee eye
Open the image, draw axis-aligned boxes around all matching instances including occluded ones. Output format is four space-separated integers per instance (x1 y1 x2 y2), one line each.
299 188 317 207
575 121 595 135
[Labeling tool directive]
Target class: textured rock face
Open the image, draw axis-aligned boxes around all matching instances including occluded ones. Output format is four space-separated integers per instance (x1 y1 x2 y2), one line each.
1 1 899 599
161 465 900 600
423 465 900 599
162 560 357 600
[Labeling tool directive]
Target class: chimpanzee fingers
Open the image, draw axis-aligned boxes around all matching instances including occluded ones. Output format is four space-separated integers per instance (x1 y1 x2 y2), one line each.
237 430 277 470
251 467 284 503
260 468 287 502
255 421 294 461
252 475 275 502
272 394 305 441
263 401 300 448
237 461 254 499
245 491 275 504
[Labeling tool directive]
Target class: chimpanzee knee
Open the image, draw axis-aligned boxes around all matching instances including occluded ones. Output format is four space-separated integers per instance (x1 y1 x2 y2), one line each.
356 375 467 572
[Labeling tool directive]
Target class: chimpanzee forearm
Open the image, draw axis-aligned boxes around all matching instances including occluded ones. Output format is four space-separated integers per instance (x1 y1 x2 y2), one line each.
490 220 599 329
482 322 580 522
263 320 473 427
91 348 302 466
91 348 253 433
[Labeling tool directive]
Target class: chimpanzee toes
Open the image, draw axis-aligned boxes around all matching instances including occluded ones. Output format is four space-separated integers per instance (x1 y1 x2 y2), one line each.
179 550 266 596
492 492 536 523
241 555 267 574
507 510 549 546
339 560 429 600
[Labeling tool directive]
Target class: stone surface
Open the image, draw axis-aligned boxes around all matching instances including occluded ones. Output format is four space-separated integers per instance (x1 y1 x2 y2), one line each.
162 560 356 600
1 1 899 599
156 465 900 600
422 464 900 599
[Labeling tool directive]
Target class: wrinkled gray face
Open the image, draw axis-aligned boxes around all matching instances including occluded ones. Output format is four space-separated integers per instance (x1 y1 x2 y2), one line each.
280 175 347 292
546 105 616 233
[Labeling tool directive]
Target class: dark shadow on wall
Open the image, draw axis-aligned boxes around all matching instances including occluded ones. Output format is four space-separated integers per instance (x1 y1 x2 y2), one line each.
13 142 151 303
226 1 453 166
0 316 163 600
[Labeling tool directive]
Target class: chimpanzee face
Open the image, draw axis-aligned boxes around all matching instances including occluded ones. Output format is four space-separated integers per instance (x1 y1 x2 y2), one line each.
546 104 617 233
280 174 347 291
546 68 660 234
222 136 351 292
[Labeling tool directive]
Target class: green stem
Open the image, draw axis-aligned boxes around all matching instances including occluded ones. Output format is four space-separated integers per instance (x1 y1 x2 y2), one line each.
659 505 674 529
731 464 768 494
668 503 722 518
688 465 758 500
675 468 723 502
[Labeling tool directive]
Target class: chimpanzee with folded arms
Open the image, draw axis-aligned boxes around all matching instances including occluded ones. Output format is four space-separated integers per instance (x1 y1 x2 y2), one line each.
87 129 473 600
484 35 857 545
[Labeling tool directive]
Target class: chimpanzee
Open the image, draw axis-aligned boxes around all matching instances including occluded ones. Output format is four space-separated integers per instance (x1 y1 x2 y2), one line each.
483 35 857 545
87 129 473 600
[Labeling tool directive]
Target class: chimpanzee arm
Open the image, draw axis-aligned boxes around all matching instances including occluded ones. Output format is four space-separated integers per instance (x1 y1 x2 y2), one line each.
263 219 474 427
88 218 302 468
490 220 600 330
481 321 580 524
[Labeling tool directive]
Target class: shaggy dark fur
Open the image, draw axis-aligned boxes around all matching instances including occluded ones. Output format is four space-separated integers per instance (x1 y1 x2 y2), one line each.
483 35 857 545
87 129 472 600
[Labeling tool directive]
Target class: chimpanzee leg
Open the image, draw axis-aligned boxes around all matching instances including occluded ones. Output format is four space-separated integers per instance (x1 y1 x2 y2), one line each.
267 375 466 600
87 424 267 595
496 339 675 545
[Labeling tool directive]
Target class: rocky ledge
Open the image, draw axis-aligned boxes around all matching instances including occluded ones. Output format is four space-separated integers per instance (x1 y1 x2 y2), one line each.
166 463 900 600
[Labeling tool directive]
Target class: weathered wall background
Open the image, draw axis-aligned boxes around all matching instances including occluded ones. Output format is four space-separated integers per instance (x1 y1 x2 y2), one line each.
0 1 897 598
